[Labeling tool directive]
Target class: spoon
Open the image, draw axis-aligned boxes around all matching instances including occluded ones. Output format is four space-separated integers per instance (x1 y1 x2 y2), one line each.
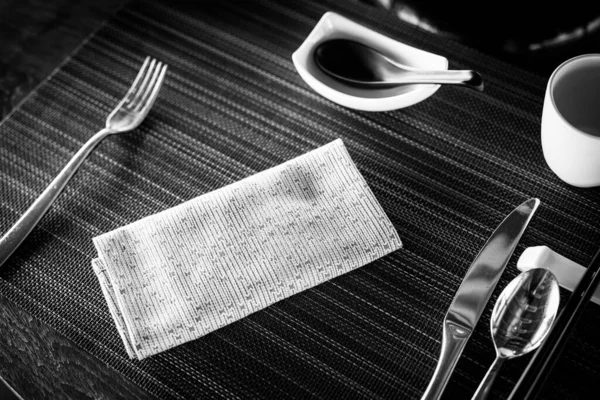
471 268 560 400
314 39 484 91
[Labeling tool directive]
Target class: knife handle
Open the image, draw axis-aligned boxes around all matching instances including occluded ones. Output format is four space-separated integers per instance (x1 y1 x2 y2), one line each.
421 320 471 400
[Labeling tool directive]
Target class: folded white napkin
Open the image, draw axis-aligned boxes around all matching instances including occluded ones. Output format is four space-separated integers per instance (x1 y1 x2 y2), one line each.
92 139 402 360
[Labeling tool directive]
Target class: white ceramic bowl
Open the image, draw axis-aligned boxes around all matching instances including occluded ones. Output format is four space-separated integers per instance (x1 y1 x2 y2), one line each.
292 12 448 112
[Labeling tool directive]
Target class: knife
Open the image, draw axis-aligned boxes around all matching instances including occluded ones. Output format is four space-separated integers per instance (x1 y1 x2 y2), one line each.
421 198 540 400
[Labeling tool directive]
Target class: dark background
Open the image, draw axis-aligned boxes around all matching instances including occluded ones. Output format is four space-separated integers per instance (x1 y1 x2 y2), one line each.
1 0 599 399
360 0 600 76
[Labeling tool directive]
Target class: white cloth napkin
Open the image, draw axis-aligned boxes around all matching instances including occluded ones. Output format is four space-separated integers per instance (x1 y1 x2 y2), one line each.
92 139 402 360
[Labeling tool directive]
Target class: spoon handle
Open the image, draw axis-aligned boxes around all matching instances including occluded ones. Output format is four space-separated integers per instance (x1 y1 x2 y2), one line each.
392 70 484 91
472 356 505 400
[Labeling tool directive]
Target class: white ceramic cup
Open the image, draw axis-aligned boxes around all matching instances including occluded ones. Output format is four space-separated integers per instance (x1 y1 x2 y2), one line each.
541 54 600 187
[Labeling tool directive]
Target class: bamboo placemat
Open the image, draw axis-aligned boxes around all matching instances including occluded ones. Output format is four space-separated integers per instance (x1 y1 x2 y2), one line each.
1 1 599 398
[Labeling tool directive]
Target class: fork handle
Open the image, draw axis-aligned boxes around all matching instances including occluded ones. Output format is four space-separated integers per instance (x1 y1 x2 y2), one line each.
0 128 114 268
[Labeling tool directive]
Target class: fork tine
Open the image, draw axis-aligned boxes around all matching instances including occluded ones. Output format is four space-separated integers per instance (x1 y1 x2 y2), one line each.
123 56 151 102
130 58 157 104
107 56 153 121
132 62 163 111
137 64 168 115
134 61 163 112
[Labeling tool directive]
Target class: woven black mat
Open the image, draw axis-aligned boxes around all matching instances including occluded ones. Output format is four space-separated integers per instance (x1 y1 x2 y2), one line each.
1 0 600 399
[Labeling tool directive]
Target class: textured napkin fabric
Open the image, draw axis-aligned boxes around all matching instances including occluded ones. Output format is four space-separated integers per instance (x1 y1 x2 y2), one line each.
92 139 402 359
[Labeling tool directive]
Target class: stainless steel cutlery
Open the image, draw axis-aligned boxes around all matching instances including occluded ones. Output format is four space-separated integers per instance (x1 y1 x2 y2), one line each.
421 198 540 400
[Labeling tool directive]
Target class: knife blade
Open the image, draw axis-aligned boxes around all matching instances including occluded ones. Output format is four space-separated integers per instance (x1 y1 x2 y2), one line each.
421 198 540 400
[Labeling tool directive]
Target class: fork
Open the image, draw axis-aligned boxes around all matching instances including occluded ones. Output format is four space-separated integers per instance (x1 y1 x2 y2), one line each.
0 56 168 268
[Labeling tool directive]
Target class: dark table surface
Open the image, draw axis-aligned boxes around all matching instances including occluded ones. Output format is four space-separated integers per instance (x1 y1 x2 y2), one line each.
1 1 600 399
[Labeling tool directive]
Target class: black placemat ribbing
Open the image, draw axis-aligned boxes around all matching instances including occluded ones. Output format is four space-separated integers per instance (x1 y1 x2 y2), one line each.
1 1 600 399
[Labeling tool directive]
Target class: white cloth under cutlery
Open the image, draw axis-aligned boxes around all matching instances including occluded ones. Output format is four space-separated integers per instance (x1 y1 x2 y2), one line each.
92 139 402 360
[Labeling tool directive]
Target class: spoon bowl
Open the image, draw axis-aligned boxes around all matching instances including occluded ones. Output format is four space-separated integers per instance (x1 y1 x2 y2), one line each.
471 268 560 400
314 39 484 91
